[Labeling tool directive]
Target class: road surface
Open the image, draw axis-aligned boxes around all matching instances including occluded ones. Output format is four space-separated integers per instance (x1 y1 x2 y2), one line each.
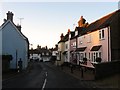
2 61 98 89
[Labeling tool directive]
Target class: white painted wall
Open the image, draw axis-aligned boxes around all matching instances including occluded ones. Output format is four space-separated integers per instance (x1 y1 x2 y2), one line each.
64 41 68 62
52 51 58 56
2 21 28 69
57 42 65 65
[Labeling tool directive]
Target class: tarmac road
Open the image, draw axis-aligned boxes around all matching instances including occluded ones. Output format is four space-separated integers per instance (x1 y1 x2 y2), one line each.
2 61 98 89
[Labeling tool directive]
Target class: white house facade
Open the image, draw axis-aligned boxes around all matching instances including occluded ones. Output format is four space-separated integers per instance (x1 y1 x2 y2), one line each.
1 11 29 70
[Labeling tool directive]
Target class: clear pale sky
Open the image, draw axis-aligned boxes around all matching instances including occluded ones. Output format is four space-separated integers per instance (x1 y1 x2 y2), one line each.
0 1 119 49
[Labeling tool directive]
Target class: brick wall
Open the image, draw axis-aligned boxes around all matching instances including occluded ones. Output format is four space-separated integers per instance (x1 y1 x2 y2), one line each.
95 60 120 80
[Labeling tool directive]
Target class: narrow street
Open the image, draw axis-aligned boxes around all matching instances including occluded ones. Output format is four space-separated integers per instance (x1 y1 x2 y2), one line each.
2 61 98 89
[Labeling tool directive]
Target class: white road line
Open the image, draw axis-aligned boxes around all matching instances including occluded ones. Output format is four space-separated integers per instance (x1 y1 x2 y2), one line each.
42 78 47 90
46 72 47 77
42 72 47 90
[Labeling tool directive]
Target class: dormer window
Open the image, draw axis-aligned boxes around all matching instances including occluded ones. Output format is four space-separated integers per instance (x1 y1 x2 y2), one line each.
75 30 78 36
69 34 71 39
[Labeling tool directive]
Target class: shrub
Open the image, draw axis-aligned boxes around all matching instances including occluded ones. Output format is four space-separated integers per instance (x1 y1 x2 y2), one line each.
83 58 87 65
96 57 102 63
83 58 87 62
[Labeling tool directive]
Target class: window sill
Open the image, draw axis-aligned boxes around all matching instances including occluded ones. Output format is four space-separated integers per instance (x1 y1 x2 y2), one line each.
99 38 105 41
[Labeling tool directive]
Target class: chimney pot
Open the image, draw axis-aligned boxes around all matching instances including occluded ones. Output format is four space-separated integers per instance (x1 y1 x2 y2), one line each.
67 29 70 34
78 16 86 27
3 19 7 23
16 25 21 31
60 33 64 40
7 11 14 22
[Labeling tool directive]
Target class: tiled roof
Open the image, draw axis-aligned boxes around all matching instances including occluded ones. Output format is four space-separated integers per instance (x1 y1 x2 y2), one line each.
70 31 75 39
75 27 86 36
1 20 29 45
63 33 69 41
86 9 120 32
29 48 51 54
58 31 75 43
58 9 119 43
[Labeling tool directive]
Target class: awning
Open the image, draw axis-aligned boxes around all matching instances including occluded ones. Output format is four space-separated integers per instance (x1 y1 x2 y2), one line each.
62 51 67 54
90 45 102 51
76 47 87 52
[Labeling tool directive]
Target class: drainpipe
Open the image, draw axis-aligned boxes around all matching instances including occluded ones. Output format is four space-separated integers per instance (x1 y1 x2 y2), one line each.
76 36 77 64
16 49 18 69
108 26 111 62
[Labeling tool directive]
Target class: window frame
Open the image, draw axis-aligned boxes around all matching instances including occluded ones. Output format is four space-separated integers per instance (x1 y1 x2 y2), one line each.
99 29 105 40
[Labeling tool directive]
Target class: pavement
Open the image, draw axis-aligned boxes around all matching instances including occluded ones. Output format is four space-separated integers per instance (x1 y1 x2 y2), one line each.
2 61 33 81
53 63 120 88
60 65 95 81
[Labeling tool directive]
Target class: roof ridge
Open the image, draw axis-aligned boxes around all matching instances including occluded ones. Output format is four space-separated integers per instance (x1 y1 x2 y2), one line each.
88 9 119 26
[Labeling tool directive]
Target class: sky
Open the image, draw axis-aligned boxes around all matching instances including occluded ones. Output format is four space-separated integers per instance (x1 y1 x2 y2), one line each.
0 1 119 49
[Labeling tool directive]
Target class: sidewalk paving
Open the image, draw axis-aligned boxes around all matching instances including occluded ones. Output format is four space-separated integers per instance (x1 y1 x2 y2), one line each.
2 61 33 81
57 64 120 88
61 66 95 81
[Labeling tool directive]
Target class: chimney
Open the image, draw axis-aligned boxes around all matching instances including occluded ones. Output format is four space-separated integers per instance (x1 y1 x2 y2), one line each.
60 33 64 40
16 24 21 31
46 46 48 49
67 29 70 34
78 16 86 27
3 19 7 23
7 11 14 22
55 44 58 48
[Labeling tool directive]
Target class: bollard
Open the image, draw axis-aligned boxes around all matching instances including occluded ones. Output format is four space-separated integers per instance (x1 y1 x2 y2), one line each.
70 64 73 73
81 67 84 78
61 64 63 70
17 66 20 73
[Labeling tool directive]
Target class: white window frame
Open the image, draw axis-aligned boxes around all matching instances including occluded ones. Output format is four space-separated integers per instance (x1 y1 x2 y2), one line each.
99 29 105 40
91 51 102 63
72 42 76 48
79 52 86 62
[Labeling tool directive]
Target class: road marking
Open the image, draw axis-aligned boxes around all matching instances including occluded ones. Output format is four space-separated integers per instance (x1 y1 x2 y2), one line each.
45 72 47 77
42 72 47 90
42 78 47 90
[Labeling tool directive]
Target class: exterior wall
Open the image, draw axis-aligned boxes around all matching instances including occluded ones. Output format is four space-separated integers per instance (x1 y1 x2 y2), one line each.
0 29 2 55
70 38 76 51
64 41 68 62
52 51 58 56
70 38 77 64
110 12 120 61
2 22 28 70
77 27 110 63
57 42 65 65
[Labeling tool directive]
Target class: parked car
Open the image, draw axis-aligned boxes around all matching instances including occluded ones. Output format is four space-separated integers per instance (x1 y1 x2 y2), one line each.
33 57 39 62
